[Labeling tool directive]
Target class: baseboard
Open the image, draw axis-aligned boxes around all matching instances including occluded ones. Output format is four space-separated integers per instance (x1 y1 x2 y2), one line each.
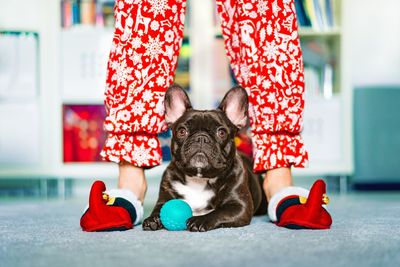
352 182 400 191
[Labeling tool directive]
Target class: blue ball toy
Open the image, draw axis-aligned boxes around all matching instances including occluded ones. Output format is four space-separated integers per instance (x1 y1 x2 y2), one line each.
160 199 193 231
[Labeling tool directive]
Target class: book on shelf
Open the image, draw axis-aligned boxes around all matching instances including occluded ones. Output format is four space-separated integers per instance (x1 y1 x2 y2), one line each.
295 0 335 30
301 39 335 98
295 0 312 27
61 0 115 28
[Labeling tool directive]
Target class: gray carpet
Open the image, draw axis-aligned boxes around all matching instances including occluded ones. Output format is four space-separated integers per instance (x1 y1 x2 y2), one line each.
1 193 399 267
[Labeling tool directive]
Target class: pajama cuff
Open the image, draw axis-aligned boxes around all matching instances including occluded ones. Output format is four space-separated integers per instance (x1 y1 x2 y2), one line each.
100 132 162 168
252 132 309 173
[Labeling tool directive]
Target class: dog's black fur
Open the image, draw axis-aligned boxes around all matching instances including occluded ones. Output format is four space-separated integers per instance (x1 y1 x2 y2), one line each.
142 84 267 232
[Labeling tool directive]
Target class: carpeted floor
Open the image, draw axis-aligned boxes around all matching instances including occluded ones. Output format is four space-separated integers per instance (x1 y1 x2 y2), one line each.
0 193 399 267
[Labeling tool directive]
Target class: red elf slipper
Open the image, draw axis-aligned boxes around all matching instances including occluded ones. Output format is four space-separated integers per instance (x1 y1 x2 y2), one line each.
80 180 143 232
268 179 332 230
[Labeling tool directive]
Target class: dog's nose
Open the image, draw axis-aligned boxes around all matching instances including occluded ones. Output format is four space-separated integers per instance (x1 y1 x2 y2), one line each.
195 134 210 145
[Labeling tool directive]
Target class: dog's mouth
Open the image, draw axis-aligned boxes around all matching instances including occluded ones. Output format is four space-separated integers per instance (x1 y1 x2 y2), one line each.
189 152 208 168
189 152 208 177
184 151 227 178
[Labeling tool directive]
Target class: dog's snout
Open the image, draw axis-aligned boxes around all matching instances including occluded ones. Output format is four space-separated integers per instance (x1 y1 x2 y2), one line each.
195 134 210 145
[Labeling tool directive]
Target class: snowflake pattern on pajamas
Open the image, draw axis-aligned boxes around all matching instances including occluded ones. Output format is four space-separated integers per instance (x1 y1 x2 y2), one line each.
101 0 308 171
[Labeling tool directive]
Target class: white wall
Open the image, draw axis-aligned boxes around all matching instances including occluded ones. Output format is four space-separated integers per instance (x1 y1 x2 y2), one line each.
0 0 41 30
345 0 400 86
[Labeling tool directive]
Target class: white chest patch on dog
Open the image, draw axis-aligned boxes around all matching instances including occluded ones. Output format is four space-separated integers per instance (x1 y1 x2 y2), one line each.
172 176 216 216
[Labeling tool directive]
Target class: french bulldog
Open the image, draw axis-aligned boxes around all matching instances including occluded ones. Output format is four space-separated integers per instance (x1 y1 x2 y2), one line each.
142 84 267 232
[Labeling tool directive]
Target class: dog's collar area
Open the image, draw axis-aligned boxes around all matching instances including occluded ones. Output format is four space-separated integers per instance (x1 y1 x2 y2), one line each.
196 167 202 177
185 175 217 183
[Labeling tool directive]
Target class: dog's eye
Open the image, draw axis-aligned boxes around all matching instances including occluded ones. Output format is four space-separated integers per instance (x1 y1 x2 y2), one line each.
176 128 188 138
217 128 227 139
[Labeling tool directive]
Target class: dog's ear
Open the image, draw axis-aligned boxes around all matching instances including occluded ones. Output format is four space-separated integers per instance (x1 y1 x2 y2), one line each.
218 86 248 129
164 84 192 126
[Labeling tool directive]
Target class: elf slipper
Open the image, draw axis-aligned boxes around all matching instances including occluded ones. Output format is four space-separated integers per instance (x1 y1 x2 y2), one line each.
268 179 332 229
80 180 143 232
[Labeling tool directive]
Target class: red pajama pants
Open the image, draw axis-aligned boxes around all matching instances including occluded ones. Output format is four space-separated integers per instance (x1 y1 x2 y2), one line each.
100 0 308 172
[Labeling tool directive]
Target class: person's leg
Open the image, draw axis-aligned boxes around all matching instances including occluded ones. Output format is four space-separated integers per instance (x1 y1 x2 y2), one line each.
118 162 147 202
264 167 292 201
81 0 187 231
101 0 187 196
215 0 308 191
216 0 331 229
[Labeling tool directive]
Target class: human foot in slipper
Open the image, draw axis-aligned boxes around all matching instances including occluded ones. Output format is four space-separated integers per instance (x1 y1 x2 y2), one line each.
80 180 143 232
268 179 332 229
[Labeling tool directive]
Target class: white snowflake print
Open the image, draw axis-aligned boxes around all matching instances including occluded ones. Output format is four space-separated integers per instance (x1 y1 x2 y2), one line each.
148 138 158 148
114 60 133 87
104 121 115 132
267 92 276 103
124 141 133 152
117 109 131 122
143 36 164 61
131 51 142 65
280 98 289 109
263 41 279 61
105 135 117 148
262 79 272 89
147 0 169 16
109 59 119 71
271 143 278 150
290 72 298 82
142 90 153 102
257 0 269 15
131 37 142 49
131 144 151 166
164 30 174 43
279 53 288 63
156 76 165 86
122 123 129 131
131 100 146 116
150 21 160 31
277 114 286 123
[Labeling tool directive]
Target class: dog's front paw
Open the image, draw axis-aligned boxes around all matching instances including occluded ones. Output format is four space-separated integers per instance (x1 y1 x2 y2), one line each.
142 215 163 231
186 215 217 232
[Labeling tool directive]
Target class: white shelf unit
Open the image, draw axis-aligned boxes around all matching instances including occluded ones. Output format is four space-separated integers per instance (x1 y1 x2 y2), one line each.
296 0 353 177
0 0 352 180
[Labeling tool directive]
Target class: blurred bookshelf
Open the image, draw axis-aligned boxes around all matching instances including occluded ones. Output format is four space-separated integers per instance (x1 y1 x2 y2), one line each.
295 0 352 176
60 0 115 29
0 0 352 181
